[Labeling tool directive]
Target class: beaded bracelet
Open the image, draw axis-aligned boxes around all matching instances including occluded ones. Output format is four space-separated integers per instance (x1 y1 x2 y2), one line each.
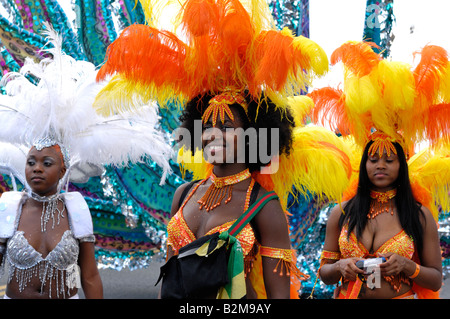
409 263 420 279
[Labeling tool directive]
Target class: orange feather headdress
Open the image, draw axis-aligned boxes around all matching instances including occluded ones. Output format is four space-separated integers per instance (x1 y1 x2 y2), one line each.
94 0 329 116
93 0 356 212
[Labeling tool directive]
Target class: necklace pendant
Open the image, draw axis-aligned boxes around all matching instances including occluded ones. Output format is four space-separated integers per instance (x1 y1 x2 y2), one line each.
198 169 251 211
367 188 397 219
30 192 66 232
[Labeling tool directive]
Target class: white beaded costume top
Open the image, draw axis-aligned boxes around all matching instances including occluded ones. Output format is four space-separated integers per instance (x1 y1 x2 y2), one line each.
0 191 95 298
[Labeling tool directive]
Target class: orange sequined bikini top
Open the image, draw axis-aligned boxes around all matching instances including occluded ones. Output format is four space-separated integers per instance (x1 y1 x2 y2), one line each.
338 223 416 293
167 180 257 256
339 223 415 259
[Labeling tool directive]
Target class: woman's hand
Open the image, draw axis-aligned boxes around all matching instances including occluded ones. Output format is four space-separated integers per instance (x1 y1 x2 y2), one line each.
336 257 365 281
377 252 412 277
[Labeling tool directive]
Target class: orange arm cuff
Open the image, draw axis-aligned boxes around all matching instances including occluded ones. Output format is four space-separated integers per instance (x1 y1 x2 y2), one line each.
259 246 308 280
320 250 341 260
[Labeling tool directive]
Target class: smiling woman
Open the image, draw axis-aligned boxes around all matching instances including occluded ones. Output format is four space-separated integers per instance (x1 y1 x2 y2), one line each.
167 90 297 298
95 0 355 299
179 91 293 174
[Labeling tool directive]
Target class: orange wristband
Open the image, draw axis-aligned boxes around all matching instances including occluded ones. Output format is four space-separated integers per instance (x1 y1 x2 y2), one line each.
409 263 420 279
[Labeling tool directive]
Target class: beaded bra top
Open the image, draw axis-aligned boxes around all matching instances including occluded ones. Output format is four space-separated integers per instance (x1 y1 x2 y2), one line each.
0 192 95 298
6 229 79 297
338 223 415 259
167 180 256 256
338 223 415 292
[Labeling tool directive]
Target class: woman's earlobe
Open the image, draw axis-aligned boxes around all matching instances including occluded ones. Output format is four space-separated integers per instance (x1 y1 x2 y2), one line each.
60 167 67 179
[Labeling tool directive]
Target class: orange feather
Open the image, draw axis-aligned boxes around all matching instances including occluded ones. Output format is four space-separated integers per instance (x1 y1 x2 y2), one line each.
410 180 433 212
217 0 254 89
308 87 349 135
251 171 274 192
181 0 220 37
424 103 450 145
413 45 449 103
253 30 294 92
97 24 189 92
342 178 358 202
330 41 381 76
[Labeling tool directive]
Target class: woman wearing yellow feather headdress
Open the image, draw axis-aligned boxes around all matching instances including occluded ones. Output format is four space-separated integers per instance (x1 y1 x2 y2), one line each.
95 0 353 299
310 41 449 299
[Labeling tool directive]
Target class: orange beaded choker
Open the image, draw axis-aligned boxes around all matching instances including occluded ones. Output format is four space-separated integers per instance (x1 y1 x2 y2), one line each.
198 168 251 212
367 189 397 219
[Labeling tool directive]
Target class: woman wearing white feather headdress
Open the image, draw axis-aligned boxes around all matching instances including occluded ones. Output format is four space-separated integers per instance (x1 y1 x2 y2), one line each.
0 24 173 299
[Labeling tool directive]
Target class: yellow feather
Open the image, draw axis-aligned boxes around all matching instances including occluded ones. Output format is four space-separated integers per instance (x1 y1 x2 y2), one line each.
292 35 329 78
286 95 314 126
245 0 277 32
409 144 450 215
270 126 352 209
94 74 187 116
177 148 212 180
439 64 450 102
344 73 380 114
138 0 182 30
407 148 431 171
371 60 416 111
370 107 396 138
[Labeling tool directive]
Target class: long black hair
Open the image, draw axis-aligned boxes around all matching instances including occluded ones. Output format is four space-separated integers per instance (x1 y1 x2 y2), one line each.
178 91 295 173
339 141 425 255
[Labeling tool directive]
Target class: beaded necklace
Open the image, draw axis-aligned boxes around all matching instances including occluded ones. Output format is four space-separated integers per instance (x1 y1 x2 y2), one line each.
367 188 397 219
30 192 66 232
198 168 251 211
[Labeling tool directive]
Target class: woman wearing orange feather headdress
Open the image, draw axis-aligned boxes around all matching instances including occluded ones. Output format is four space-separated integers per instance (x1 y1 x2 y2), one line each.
310 41 449 299
94 0 355 299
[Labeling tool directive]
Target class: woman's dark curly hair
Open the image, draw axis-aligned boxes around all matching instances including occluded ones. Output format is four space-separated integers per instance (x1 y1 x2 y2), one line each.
178 91 295 173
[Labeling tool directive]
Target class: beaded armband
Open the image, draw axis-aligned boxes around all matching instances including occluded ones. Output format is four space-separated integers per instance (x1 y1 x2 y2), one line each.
260 246 302 278
320 250 341 267
320 250 341 260
79 234 96 243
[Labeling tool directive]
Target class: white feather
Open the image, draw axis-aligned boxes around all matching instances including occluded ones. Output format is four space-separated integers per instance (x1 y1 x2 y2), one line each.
0 25 173 184
0 142 28 189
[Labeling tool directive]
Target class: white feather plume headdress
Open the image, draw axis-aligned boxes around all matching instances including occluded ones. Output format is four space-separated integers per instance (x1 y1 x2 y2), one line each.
0 23 173 186
0 142 28 190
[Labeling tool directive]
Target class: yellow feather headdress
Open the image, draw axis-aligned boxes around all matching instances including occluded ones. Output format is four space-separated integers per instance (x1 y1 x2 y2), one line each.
310 41 450 218
309 41 450 152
